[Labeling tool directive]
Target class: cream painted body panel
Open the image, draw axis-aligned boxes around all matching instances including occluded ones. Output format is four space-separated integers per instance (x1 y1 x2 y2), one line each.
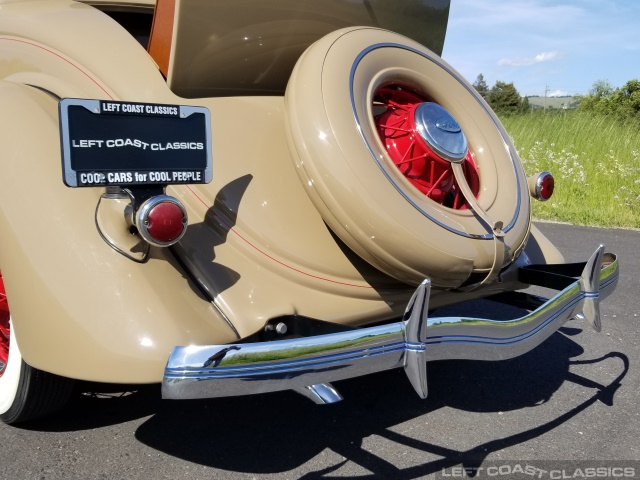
0 0 563 383
0 82 238 383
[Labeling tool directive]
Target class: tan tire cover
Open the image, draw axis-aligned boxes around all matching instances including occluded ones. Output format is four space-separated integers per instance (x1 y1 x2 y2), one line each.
284 27 530 288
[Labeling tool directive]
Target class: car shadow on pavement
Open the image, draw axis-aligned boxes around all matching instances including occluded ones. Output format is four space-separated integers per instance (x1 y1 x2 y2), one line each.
17 294 629 479
19 383 163 432
128 328 628 478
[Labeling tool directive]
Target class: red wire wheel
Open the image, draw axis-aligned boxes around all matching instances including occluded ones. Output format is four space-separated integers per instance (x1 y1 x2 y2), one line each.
373 85 480 209
285 27 530 287
0 271 9 377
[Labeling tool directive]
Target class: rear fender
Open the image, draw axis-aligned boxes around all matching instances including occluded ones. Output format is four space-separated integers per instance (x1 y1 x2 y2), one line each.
0 0 169 102
0 82 237 384
524 224 565 265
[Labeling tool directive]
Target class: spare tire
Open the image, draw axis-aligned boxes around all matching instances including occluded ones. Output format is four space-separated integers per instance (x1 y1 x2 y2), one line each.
285 27 530 288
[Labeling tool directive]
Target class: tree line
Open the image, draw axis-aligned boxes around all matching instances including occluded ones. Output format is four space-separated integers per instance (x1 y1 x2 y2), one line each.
578 79 640 122
472 74 529 115
472 74 640 121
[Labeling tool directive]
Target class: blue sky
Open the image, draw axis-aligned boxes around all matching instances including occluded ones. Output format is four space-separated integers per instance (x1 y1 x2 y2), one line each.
442 0 640 97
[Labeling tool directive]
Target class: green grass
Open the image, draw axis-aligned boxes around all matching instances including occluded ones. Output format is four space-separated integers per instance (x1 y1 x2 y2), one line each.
499 110 640 229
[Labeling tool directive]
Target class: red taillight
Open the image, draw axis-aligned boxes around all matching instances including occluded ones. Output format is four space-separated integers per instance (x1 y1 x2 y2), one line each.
528 172 554 201
136 195 188 246
147 202 185 242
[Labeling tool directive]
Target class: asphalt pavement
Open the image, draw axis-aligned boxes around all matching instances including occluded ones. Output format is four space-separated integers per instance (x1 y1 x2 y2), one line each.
0 222 637 480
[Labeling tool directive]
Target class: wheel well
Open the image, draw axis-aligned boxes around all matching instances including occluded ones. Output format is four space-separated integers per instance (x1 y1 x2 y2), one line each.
92 6 154 50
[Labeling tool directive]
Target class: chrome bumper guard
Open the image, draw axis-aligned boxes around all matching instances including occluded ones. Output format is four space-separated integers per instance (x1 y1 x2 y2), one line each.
162 246 619 404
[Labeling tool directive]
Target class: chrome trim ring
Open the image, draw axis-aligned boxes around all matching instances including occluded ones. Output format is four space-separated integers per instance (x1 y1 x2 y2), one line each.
135 195 188 247
534 171 554 202
349 43 523 240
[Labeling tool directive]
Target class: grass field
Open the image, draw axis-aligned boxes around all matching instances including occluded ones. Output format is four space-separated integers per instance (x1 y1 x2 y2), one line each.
499 111 640 229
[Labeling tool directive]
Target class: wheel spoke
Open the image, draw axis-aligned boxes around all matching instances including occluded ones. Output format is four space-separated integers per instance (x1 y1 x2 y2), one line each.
374 84 479 209
425 170 449 197
395 139 429 166
453 189 461 209
0 271 10 373
386 99 409 111
378 124 412 134
395 153 428 166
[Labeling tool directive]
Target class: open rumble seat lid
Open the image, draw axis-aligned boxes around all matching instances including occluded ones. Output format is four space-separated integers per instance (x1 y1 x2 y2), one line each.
148 0 451 97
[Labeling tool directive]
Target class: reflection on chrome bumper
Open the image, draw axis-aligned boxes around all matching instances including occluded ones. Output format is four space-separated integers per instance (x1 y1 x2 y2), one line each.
162 246 619 403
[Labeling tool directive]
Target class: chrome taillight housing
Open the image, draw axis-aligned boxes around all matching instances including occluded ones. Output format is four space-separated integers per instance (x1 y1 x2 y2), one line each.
135 195 188 247
528 172 555 201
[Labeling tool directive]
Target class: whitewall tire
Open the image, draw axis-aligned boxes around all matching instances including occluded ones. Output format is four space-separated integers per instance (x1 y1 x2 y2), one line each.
0 272 74 425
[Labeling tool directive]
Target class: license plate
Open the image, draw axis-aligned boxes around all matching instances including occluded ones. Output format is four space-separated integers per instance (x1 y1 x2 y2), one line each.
59 99 212 187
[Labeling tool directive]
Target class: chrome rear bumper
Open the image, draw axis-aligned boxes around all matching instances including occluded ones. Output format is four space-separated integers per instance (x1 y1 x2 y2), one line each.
162 245 619 403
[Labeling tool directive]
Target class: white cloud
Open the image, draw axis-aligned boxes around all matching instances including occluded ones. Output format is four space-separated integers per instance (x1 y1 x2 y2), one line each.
498 51 563 67
443 0 640 98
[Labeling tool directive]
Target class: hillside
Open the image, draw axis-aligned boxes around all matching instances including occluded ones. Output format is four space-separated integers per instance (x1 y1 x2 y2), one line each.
525 95 580 110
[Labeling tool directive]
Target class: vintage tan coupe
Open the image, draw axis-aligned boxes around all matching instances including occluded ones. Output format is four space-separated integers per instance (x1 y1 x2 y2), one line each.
0 0 619 424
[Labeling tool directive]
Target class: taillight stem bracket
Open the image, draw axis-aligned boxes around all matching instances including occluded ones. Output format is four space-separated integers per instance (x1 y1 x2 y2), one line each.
95 185 189 257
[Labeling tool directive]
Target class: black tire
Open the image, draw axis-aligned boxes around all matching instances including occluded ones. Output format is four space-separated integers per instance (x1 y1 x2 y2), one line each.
0 356 74 425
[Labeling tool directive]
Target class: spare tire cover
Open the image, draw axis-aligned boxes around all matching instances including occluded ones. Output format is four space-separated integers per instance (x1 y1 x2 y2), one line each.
284 27 530 287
